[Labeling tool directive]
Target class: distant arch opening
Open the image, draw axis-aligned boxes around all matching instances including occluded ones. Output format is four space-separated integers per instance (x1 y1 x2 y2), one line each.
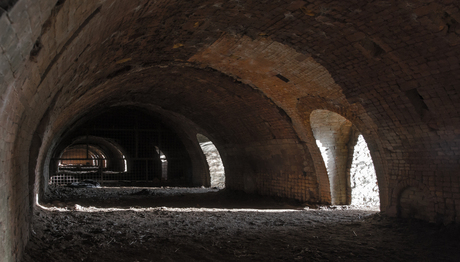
50 136 128 186
197 134 225 188
155 146 168 180
58 144 107 168
310 110 379 207
48 108 194 187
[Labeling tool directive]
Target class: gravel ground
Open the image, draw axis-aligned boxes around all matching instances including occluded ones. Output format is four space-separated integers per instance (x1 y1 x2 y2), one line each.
22 187 460 262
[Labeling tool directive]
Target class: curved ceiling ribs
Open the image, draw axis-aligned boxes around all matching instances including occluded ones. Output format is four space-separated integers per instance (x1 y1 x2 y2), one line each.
13 0 419 207
26 0 329 203
4 1 460 261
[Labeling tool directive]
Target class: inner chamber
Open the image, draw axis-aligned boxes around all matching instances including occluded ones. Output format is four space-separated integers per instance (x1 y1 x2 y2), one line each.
49 107 193 187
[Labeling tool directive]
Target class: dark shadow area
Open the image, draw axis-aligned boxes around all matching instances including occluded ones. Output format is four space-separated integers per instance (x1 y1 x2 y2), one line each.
0 0 19 13
49 107 193 187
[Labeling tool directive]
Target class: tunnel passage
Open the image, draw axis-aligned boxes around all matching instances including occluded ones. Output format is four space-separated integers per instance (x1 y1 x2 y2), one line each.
29 63 322 204
52 142 112 185
4 0 460 260
48 107 193 187
310 110 379 206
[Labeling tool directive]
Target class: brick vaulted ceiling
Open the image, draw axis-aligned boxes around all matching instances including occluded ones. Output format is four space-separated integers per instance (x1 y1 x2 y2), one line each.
1 0 460 260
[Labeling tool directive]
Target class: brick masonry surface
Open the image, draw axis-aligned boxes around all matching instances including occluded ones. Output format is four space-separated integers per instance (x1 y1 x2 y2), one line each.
1 0 460 261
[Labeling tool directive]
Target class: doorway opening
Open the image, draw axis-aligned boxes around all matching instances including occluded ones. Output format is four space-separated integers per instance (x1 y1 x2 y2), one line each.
310 109 379 207
349 134 379 205
197 134 225 188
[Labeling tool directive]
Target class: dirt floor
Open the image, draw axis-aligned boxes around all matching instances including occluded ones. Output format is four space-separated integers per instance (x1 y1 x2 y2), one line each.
23 186 460 262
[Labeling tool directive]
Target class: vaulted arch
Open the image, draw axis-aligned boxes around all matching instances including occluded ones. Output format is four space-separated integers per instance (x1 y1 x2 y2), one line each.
310 109 379 207
1 0 460 260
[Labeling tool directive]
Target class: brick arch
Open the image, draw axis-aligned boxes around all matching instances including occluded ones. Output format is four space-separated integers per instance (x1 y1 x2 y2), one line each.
295 96 388 209
196 133 225 189
26 64 320 204
308 108 384 207
36 103 212 195
189 34 389 207
189 35 366 205
2 0 460 260
55 136 129 171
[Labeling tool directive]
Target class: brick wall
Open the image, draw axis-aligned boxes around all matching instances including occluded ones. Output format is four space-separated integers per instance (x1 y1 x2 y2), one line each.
223 139 318 202
0 1 62 261
399 186 435 223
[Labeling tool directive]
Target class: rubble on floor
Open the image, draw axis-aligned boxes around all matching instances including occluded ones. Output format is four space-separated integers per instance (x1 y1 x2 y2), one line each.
23 187 460 262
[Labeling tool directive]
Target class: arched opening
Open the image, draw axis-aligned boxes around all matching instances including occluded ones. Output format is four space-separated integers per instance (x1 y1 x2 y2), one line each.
155 146 168 180
50 136 129 186
47 107 194 187
197 134 225 188
310 110 379 207
51 143 107 185
58 144 106 168
350 134 379 206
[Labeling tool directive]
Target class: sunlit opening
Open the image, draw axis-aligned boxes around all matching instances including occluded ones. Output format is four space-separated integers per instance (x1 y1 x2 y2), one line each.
350 135 379 206
155 146 168 180
315 139 329 173
197 134 225 188
123 155 127 172
310 109 379 208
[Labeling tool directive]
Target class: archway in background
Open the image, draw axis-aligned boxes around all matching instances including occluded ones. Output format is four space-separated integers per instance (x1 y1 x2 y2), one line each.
197 134 225 188
50 136 128 186
155 146 168 180
310 110 379 206
58 144 107 168
48 108 194 187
